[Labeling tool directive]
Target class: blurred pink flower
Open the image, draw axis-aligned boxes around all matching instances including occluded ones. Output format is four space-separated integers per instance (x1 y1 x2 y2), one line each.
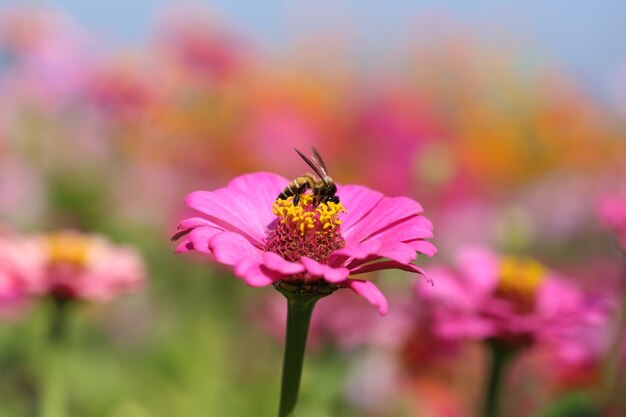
174 172 436 314
416 247 606 350
0 231 146 303
598 193 626 250
0 231 31 315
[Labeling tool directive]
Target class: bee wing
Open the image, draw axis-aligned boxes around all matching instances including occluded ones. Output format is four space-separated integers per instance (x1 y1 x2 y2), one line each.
294 147 326 180
310 147 330 177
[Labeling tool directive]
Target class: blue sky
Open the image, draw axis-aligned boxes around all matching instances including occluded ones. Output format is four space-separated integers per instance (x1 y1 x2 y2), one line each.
4 0 626 94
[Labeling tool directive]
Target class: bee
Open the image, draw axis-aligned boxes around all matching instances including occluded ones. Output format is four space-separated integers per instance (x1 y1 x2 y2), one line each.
277 147 339 206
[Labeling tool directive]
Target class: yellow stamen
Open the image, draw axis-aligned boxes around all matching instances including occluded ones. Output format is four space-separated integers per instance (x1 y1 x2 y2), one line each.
496 256 546 311
273 194 347 235
47 232 93 266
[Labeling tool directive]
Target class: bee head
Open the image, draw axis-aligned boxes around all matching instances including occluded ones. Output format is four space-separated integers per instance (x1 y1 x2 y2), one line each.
322 183 339 204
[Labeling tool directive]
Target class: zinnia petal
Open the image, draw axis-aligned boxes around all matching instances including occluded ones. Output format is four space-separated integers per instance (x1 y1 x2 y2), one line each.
234 258 275 287
347 279 388 315
329 240 382 265
209 232 264 266
174 239 194 254
364 215 434 242
177 217 221 230
416 267 476 310
350 260 432 284
336 185 383 233
228 172 289 226
188 226 225 254
333 242 418 267
342 196 424 245
262 252 305 275
405 240 438 257
455 247 499 295
300 257 350 283
371 241 420 264
186 173 286 245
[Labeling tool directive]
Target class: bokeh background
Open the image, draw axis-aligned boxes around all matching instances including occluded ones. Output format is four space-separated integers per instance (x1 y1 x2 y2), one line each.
1 1 626 417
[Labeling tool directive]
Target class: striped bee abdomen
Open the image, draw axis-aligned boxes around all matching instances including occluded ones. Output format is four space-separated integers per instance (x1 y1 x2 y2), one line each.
277 173 316 204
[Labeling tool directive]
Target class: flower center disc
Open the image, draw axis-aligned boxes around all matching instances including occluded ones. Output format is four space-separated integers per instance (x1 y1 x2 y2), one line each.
265 194 346 264
495 256 545 313
47 233 93 267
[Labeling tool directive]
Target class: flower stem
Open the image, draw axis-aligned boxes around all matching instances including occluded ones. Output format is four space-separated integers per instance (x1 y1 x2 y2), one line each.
483 340 516 417
275 282 329 417
40 298 71 417
604 252 626 407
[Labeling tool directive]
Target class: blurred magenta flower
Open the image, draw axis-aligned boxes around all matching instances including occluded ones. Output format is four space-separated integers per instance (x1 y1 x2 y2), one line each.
598 193 626 250
417 247 605 349
0 231 145 303
174 172 435 314
0 231 32 315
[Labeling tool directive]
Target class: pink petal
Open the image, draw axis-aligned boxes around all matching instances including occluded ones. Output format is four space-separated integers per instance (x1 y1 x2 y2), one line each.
262 252 305 275
177 217 220 230
347 279 388 315
228 172 289 225
365 215 434 242
336 185 384 233
209 232 264 266
186 173 287 245
300 257 349 283
335 241 419 267
174 239 194 254
405 240 438 257
350 260 432 284
536 276 583 316
416 267 476 310
188 226 224 253
234 258 276 287
342 196 425 245
235 252 306 287
455 247 499 295
370 241 419 264
329 240 382 265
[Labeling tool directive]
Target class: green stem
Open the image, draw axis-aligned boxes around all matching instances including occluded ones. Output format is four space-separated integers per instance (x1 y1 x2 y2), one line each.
483 340 515 417
275 283 329 417
604 252 626 408
40 298 71 417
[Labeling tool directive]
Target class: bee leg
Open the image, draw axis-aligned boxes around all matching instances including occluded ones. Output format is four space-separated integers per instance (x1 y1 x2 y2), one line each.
293 183 309 206
313 188 322 206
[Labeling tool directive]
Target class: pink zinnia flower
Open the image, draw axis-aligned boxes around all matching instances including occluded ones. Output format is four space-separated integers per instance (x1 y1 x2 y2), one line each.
416 247 605 349
0 231 146 303
174 172 435 314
